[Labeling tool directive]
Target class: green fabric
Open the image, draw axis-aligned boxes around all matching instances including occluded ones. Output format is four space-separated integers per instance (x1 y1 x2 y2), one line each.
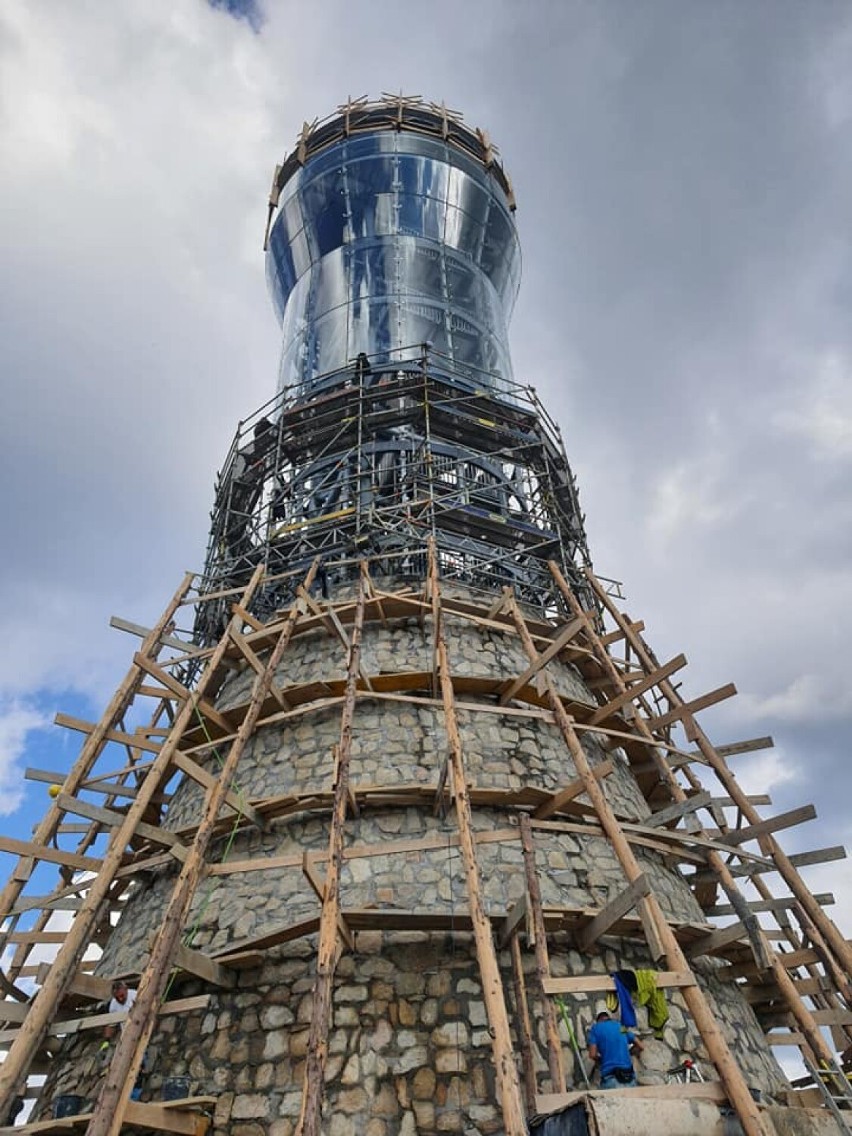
634 968 669 1034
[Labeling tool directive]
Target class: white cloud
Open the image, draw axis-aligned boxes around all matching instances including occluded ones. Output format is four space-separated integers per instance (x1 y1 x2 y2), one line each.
773 351 852 461
0 699 50 816
645 449 741 545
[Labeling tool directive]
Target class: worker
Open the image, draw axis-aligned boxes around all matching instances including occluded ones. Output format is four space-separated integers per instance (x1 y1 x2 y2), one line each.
587 1009 643 1089
104 980 137 1039
100 981 145 1100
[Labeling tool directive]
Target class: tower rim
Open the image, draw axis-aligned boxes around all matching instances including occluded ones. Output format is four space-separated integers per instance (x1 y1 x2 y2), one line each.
269 94 516 211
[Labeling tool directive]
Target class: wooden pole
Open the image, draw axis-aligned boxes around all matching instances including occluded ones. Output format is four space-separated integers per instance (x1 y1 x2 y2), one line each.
0 571 236 1116
507 594 775 1136
429 548 527 1136
295 574 364 1136
87 563 316 1136
584 568 852 983
519 813 566 1094
549 563 838 1070
509 931 538 1113
0 572 194 939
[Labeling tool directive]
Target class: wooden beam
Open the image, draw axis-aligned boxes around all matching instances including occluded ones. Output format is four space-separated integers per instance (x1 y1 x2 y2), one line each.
229 626 290 710
170 750 266 831
499 894 528 950
716 805 817 847
0 835 101 874
788 845 846 869
52 716 162 755
705 894 834 918
499 616 585 705
55 794 187 860
428 559 526 1136
535 1082 727 1113
86 564 307 1136
647 683 737 732
685 922 749 959
296 578 364 1136
509 931 537 1113
646 791 712 829
588 654 687 726
599 620 644 647
710 736 774 758
131 654 233 734
0 996 211 1043
532 760 614 820
520 813 566 1095
109 616 196 657
170 942 237 989
575 874 651 953
542 971 696 996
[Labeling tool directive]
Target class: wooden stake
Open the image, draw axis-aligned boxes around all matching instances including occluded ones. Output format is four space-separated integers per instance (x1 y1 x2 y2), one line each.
519 814 566 1094
295 575 365 1136
429 547 527 1136
84 563 312 1136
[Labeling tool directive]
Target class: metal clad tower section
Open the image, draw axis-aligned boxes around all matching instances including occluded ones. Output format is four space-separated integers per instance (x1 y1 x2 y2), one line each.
199 100 591 640
266 102 520 395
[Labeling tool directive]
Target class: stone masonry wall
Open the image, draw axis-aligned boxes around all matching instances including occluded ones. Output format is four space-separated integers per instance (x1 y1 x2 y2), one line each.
36 604 791 1130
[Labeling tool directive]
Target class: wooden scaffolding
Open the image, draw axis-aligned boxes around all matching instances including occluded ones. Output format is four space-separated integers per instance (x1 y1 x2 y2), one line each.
0 551 850 1136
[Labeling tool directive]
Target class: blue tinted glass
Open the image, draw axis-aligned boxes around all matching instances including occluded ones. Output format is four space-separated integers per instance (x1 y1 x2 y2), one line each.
268 132 518 394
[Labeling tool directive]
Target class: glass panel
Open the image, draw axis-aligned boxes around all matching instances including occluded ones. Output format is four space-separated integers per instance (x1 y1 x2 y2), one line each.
443 205 485 259
312 248 348 317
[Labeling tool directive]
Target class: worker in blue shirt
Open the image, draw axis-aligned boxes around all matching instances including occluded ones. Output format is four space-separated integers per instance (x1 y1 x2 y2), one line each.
587 1010 643 1088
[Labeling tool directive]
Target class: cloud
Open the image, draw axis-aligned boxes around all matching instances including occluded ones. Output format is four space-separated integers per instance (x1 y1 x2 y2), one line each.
0 699 50 816
773 350 852 461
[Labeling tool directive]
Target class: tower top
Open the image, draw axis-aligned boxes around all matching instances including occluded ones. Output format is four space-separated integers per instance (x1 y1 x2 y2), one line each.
264 94 516 250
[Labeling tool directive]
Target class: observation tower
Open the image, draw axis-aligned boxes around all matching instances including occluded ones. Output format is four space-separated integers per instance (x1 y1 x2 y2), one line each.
1 96 851 1136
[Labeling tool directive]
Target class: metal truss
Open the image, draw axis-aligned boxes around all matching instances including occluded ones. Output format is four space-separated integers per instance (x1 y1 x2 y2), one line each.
195 347 593 644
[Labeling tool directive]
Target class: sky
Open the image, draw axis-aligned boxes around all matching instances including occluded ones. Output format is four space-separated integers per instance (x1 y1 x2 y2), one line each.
1 0 851 948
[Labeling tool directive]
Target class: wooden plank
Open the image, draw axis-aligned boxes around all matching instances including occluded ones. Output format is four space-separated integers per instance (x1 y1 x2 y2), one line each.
170 750 266 831
712 736 774 758
575 874 651 952
705 894 834 917
509 930 537 1113
685 921 749 959
170 942 236 989
542 971 696 995
789 845 846 869
648 683 738 732
296 578 365 1136
599 621 644 647
125 1098 213 1136
55 793 187 860
131 653 233 734
535 1082 727 1112
86 564 301 1136
498 617 585 705
588 654 687 726
109 616 197 657
520 813 566 1094
0 834 102 873
431 561 526 1136
646 790 712 829
499 894 528 949
532 760 614 821
0 996 211 1043
35 963 112 1002
51 717 162 755
716 805 817 847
